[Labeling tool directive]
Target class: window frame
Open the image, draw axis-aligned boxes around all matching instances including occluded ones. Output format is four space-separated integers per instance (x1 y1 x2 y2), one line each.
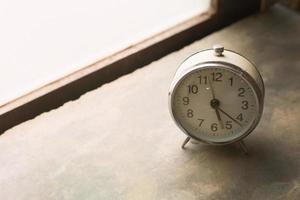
0 0 262 134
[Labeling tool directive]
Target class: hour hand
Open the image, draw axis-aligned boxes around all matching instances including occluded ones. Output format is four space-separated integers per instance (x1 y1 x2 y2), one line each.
215 108 224 129
210 99 224 129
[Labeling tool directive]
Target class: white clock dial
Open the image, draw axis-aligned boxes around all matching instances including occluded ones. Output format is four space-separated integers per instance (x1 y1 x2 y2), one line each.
172 67 259 143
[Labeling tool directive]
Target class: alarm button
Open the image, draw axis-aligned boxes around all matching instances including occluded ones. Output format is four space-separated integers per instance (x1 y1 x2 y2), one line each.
213 44 224 56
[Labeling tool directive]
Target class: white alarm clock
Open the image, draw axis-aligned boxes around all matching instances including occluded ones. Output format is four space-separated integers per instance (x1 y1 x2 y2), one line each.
168 45 264 152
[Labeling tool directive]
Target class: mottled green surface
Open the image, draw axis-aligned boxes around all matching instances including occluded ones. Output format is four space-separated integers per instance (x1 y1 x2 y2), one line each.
0 5 299 200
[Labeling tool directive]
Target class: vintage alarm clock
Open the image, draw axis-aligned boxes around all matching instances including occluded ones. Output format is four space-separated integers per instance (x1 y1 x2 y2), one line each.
168 45 264 152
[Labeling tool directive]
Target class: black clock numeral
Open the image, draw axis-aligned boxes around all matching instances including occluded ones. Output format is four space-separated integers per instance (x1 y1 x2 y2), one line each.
241 100 248 110
211 72 222 82
238 88 245 97
188 85 198 94
229 77 233 86
236 113 243 121
198 119 204 127
225 121 232 129
211 123 218 132
182 97 189 105
198 75 208 84
187 109 194 118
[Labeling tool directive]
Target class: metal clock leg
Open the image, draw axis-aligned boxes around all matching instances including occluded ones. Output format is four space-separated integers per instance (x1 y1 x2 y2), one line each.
238 140 248 155
181 137 191 149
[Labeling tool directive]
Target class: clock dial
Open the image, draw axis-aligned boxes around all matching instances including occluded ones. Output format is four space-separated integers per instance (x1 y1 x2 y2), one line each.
172 67 259 143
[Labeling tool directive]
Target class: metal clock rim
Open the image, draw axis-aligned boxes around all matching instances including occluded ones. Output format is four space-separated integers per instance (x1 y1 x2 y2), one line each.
175 48 265 98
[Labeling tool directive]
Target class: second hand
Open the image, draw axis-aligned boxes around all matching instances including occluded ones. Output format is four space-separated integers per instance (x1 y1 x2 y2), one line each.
208 77 224 129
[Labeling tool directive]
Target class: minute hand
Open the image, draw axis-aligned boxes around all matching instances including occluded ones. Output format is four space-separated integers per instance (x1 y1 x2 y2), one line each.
217 107 242 127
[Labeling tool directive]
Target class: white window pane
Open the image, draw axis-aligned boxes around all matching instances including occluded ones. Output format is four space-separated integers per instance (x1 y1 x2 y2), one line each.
0 0 210 106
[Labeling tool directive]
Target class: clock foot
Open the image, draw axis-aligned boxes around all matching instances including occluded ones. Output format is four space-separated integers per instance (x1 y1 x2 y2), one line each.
238 140 248 155
181 137 191 149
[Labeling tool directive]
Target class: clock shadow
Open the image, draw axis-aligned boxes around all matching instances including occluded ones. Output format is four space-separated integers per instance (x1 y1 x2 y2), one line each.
181 136 299 198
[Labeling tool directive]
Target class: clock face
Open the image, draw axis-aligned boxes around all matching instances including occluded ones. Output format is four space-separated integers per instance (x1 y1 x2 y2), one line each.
171 67 259 143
